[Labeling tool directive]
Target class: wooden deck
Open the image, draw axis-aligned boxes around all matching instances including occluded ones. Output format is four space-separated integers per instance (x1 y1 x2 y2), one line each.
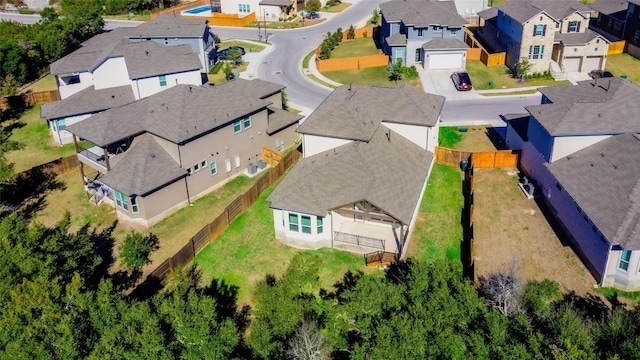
364 251 398 267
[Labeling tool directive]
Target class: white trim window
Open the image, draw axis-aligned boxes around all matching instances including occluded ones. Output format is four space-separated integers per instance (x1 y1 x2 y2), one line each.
534 24 546 36
288 213 318 235
417 28 424 38
234 155 241 168
233 120 242 133
210 161 217 175
114 190 129 211
131 195 139 213
618 250 632 271
317 217 323 234
568 21 580 33
188 160 207 174
239 4 250 12
243 115 252 129
528 45 544 60
226 159 232 172
159 75 167 87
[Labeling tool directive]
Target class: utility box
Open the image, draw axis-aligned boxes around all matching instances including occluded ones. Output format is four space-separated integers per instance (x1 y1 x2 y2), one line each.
257 159 267 169
247 162 257 175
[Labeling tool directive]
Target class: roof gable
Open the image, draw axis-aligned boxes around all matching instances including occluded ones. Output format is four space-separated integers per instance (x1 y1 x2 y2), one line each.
380 0 468 27
496 0 591 23
41 85 135 120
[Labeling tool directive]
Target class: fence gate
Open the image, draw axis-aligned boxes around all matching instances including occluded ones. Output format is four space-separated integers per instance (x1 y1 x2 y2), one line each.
262 147 282 167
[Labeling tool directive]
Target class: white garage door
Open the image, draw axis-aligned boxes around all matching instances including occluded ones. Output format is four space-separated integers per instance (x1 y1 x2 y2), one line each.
563 57 581 72
427 53 464 70
582 56 602 72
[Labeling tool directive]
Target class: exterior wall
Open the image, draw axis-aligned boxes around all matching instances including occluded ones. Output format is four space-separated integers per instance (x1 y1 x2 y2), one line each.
269 124 298 150
453 0 488 16
592 12 625 39
152 135 181 165
559 13 588 34
302 134 353 157
526 118 554 162
272 209 332 249
50 113 92 145
132 70 202 100
115 178 189 226
57 72 94 99
259 5 282 20
505 122 525 150
221 0 260 16
264 92 282 109
549 134 611 162
604 249 640 290
624 2 640 48
381 122 429 151
405 25 465 66
557 37 608 72
519 14 557 72
92 57 130 90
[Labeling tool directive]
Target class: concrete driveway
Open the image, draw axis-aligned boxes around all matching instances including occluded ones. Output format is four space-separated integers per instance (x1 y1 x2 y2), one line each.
418 68 483 100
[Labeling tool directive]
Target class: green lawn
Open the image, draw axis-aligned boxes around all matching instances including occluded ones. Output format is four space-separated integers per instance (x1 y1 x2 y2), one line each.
331 37 381 58
219 40 265 53
303 50 314 69
322 66 422 90
407 164 463 263
194 185 372 305
605 53 640 85
5 106 81 173
21 74 57 93
325 2 352 12
439 126 464 148
207 62 249 85
594 286 640 301
466 60 571 90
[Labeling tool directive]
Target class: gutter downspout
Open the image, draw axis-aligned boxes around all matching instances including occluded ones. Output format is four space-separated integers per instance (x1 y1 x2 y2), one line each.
601 243 613 287
330 212 334 249
184 177 192 205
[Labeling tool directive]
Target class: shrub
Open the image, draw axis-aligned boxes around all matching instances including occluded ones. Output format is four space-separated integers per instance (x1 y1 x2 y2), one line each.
209 61 224 74
404 65 419 79
347 24 356 40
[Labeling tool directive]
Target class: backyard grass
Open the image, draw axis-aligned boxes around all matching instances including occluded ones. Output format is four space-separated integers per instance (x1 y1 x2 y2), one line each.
605 53 640 85
247 18 323 29
439 126 464 148
219 40 265 53
5 105 83 173
194 185 373 305
207 62 249 85
406 164 464 263
322 66 422 90
594 287 640 302
466 60 571 90
325 2 352 12
21 74 57 93
331 37 381 58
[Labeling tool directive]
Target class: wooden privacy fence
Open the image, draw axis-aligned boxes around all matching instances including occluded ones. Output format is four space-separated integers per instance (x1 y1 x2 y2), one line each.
434 147 520 168
1 90 60 110
315 27 388 72
464 28 506 67
461 159 475 282
262 146 283 167
151 0 209 17
608 40 625 55
148 149 302 282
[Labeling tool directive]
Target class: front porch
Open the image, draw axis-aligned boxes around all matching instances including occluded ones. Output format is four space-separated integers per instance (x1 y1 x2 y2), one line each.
333 219 404 254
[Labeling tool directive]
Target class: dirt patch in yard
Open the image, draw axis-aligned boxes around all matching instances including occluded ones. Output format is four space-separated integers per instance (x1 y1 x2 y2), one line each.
473 168 595 295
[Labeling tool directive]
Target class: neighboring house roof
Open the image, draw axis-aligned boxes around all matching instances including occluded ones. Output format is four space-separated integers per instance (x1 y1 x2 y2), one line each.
112 41 202 79
297 84 444 142
546 133 640 249
380 0 468 27
50 27 135 75
496 0 591 23
129 14 208 38
422 38 469 49
527 78 640 135
266 106 302 135
259 0 292 6
386 32 408 46
589 0 629 20
267 125 433 224
66 80 278 146
554 29 608 45
41 85 135 120
478 7 498 20
503 113 530 141
100 134 186 196
224 78 285 100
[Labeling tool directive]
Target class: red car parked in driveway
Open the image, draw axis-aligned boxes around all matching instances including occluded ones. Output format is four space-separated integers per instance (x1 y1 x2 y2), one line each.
451 71 473 91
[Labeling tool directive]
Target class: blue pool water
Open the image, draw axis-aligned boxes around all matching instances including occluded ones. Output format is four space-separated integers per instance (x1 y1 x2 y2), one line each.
185 6 211 14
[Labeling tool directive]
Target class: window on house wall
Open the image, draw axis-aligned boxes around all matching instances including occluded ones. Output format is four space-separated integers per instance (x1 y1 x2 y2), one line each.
629 3 635 15
243 115 251 129
210 161 217 175
534 24 546 36
225 159 231 172
635 30 640 43
596 15 601 26
568 21 580 32
301 215 312 234
417 28 424 38
450 29 458 36
289 213 299 231
159 75 167 87
58 118 67 131
317 217 323 234
114 190 129 211
239 4 250 12
432 25 441 32
608 18 613 28
234 155 240 168
415 49 421 62
619 250 632 271
131 196 139 213
528 45 544 59
233 120 242 133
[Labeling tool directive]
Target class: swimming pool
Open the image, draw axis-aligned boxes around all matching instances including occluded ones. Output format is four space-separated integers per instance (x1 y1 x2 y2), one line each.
181 5 212 16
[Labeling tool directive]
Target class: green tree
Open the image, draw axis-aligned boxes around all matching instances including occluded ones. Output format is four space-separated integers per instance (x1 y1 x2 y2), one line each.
226 48 243 67
516 57 532 80
118 231 158 271
371 9 380 25
347 24 356 40
389 58 404 83
281 90 289 110
305 0 321 14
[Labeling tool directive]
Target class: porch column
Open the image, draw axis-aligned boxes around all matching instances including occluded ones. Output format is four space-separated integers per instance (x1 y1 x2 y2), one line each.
103 147 111 171
73 135 86 185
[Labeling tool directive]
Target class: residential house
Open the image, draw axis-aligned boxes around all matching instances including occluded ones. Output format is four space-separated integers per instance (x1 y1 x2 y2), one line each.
624 0 640 58
66 79 301 226
379 0 469 70
219 0 301 20
504 77 640 290
267 85 444 257
477 0 609 76
588 0 628 40
43 41 203 144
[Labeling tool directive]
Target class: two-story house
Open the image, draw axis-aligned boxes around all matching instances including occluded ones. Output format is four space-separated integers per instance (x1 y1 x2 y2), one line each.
477 0 609 76
65 79 301 227
588 0 628 41
624 0 640 58
267 84 444 257
43 40 203 144
218 0 301 20
504 77 640 290
379 0 469 70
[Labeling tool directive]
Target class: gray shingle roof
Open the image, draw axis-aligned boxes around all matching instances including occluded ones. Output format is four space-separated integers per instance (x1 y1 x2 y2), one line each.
115 41 202 79
546 133 640 249
224 78 285 100
66 79 286 146
129 14 208 37
297 84 444 142
422 38 469 50
267 125 433 224
40 85 135 120
266 106 302 135
527 78 640 135
554 29 607 45
589 0 628 18
100 134 186 196
478 7 498 20
496 0 591 23
259 0 292 5
386 32 407 46
380 0 468 27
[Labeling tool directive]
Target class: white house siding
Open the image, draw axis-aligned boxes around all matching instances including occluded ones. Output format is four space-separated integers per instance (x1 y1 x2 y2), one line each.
451 0 488 16
549 135 611 162
604 250 640 290
92 57 130 90
221 0 260 17
259 5 282 20
50 113 92 145
132 70 202 100
424 51 466 70
272 209 332 249
302 134 353 157
57 72 94 100
381 122 435 151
